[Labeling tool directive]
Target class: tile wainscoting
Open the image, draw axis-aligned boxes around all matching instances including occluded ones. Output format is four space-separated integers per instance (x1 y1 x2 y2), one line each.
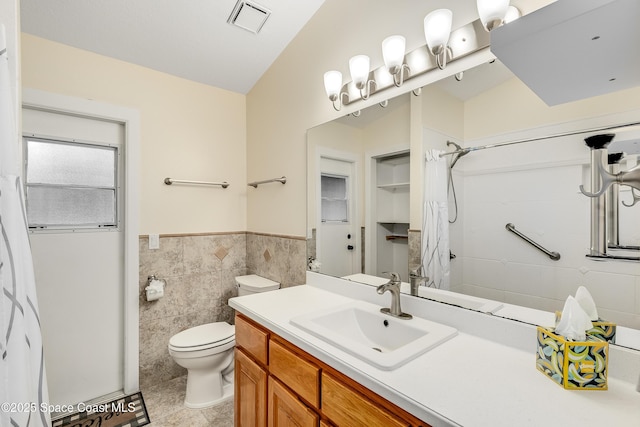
138 231 306 389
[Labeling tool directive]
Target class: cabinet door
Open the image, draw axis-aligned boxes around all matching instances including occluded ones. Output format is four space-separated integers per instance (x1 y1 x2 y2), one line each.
322 373 409 427
268 376 319 427
235 349 267 427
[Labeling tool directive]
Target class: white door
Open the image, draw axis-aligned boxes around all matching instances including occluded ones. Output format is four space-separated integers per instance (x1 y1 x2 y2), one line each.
22 107 125 406
318 157 360 277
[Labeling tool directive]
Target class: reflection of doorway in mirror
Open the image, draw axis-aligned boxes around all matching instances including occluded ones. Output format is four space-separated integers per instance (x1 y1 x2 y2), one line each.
317 156 360 277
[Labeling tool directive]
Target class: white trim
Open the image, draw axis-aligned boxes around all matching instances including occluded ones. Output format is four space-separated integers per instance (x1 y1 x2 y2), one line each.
21 88 140 394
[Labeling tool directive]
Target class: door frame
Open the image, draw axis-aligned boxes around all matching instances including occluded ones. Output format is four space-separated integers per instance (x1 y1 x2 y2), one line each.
22 88 140 394
315 146 361 276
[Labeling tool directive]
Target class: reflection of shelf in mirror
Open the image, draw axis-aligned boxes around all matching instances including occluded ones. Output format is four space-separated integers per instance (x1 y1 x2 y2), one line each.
377 182 409 191
385 234 408 241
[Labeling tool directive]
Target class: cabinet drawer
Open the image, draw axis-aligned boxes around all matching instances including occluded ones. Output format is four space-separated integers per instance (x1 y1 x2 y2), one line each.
321 373 409 427
269 339 320 409
235 314 269 365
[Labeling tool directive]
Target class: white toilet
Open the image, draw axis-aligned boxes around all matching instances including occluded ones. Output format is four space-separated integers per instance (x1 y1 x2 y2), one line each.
168 274 280 408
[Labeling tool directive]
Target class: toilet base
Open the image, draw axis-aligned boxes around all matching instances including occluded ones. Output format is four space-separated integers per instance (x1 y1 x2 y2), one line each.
184 381 233 409
184 372 233 409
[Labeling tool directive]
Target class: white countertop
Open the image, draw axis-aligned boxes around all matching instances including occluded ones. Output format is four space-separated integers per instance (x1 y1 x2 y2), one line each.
229 274 640 427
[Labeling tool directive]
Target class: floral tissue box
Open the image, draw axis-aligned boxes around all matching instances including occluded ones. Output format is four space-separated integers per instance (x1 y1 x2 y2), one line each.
536 326 608 390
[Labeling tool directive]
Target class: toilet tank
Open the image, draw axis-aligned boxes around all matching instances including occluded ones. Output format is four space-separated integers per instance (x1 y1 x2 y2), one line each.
235 274 280 296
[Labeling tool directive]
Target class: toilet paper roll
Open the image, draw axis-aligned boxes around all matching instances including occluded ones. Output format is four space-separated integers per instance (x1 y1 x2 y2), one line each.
145 279 165 302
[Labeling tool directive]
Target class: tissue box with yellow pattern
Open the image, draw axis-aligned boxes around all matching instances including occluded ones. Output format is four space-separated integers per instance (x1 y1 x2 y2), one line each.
554 311 616 343
536 326 608 390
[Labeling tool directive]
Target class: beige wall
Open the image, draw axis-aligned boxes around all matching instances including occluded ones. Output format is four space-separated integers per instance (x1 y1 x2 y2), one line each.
464 76 640 141
421 85 465 139
21 34 247 235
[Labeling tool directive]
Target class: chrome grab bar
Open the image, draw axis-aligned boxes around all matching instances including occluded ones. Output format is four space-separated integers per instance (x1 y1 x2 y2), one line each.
248 176 286 188
164 178 229 188
505 223 561 261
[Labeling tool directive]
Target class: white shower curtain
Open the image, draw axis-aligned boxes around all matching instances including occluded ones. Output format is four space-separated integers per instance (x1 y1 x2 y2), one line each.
421 149 450 289
0 26 51 427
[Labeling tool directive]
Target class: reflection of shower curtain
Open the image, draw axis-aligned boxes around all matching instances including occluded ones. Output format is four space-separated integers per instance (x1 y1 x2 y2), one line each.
0 27 51 427
422 149 450 289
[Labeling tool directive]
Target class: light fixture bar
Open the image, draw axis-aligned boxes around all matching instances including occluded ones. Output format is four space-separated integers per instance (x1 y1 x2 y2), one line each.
340 19 490 105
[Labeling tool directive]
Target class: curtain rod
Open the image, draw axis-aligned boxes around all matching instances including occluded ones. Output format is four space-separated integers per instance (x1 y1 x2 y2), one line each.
440 120 640 157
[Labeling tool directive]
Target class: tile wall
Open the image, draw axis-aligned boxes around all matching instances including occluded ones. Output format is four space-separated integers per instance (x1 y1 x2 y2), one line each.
138 232 305 389
407 163 640 330
247 232 307 288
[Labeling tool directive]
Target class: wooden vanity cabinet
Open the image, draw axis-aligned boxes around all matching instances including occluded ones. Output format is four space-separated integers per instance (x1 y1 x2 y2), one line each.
234 313 430 427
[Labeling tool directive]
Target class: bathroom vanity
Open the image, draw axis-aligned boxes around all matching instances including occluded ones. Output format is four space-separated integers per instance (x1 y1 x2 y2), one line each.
234 314 425 426
230 273 640 427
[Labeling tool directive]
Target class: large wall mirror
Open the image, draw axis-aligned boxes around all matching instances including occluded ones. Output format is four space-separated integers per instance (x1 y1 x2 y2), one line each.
307 58 640 351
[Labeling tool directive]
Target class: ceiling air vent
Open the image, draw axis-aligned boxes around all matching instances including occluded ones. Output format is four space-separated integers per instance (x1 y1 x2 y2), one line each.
228 0 271 34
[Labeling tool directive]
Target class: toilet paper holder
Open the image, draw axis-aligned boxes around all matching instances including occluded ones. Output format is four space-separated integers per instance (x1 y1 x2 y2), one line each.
145 275 166 301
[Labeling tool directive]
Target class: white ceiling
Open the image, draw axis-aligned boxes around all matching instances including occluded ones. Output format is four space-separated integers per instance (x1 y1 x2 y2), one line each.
19 0 325 94
19 0 553 96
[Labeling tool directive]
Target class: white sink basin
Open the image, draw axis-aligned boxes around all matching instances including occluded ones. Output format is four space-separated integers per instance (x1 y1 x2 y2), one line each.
290 300 457 370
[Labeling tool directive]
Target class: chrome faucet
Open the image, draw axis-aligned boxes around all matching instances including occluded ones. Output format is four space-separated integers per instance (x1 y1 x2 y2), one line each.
376 272 412 319
409 266 428 297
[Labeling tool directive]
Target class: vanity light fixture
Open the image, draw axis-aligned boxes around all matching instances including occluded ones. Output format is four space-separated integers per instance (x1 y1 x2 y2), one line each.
423 9 453 70
477 0 510 31
324 70 348 111
322 4 503 111
349 55 376 100
382 35 410 87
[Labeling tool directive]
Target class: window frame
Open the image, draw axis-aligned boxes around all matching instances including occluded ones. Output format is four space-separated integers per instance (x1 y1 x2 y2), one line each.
23 135 121 232
320 172 350 223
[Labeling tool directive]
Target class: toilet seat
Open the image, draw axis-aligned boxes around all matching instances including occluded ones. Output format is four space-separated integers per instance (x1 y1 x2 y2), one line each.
169 322 235 352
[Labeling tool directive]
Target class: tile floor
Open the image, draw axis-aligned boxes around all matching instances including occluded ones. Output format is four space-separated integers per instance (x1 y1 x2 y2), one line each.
142 376 234 426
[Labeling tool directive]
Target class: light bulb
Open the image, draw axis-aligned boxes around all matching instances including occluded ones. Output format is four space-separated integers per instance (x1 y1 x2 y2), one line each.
504 5 521 24
477 0 510 31
382 35 406 75
323 70 342 100
349 55 371 89
424 9 453 55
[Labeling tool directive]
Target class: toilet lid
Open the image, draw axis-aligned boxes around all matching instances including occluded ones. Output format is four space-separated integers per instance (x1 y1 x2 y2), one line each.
169 322 235 349
236 274 280 292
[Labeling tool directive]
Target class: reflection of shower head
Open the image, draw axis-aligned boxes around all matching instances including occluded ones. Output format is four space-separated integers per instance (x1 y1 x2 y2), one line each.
446 141 470 168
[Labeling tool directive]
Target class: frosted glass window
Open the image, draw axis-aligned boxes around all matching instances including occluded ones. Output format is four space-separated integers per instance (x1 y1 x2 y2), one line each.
25 138 118 229
27 187 115 227
26 139 115 187
321 174 348 222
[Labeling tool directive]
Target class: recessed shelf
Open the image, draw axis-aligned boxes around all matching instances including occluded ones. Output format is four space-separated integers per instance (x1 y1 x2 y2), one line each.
377 182 410 190
385 234 408 241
